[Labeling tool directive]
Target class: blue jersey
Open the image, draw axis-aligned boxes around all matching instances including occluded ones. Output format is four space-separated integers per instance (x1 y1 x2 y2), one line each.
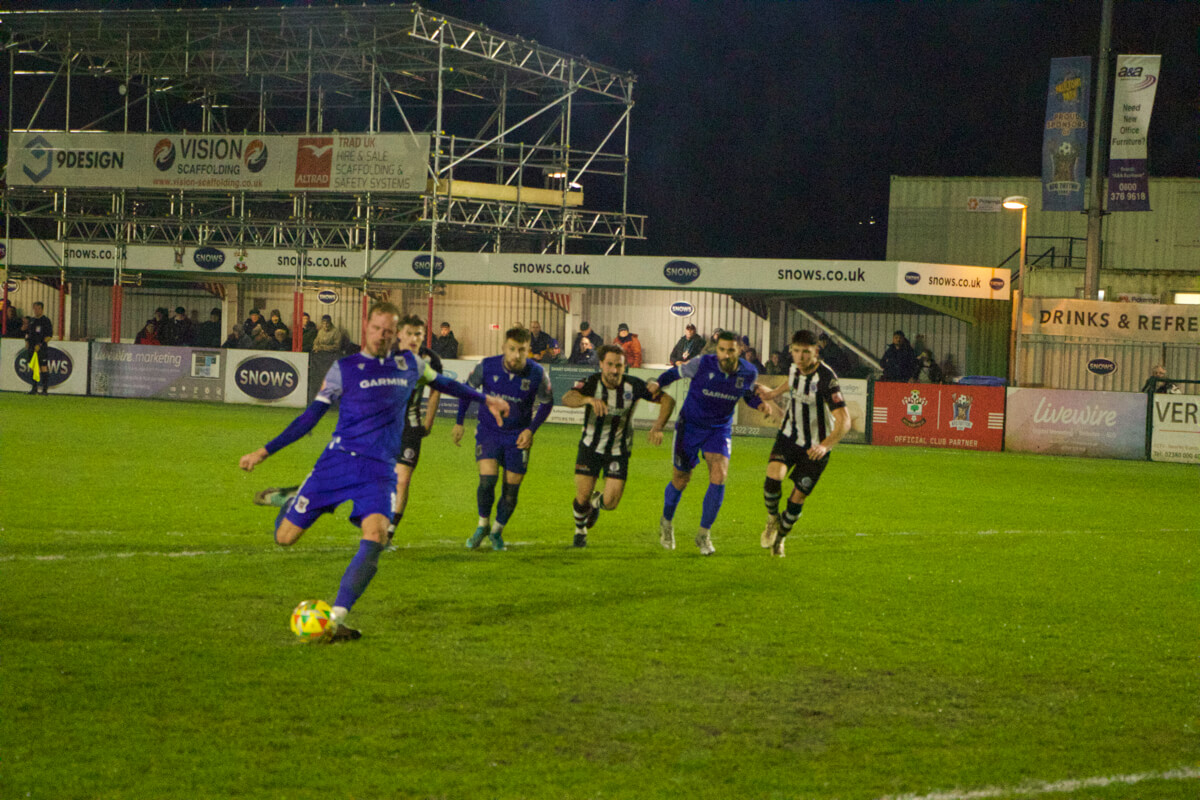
658 353 760 431
314 350 429 464
460 355 553 436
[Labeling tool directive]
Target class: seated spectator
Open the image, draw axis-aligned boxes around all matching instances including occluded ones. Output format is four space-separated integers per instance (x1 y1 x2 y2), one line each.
744 347 766 373
568 335 599 366
669 323 705 366
311 314 347 353
817 333 854 376
570 321 604 363
614 323 643 367
702 328 723 355
271 328 291 351
528 320 554 361
195 307 222 347
431 321 459 359
915 349 943 383
135 319 162 345
249 325 273 349
764 351 786 375
221 324 246 348
243 309 264 336
300 312 318 352
541 338 563 364
267 309 289 340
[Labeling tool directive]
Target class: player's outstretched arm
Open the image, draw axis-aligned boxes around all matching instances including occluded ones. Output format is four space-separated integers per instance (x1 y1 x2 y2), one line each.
756 381 789 401
484 395 510 427
239 447 269 472
451 424 465 447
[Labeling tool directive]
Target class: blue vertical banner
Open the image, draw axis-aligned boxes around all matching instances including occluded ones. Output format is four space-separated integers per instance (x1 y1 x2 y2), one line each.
1107 54 1161 212
1041 57 1091 212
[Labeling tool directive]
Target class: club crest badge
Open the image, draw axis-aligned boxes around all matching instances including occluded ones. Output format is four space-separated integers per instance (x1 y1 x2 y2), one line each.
521 379 531 391
949 393 974 431
902 389 929 428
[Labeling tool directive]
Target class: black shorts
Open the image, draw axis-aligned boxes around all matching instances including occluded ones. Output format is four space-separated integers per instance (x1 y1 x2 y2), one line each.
574 443 630 480
396 425 425 469
768 433 829 496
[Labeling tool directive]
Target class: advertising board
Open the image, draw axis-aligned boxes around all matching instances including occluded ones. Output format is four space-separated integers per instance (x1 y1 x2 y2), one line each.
90 343 226 401
0 339 90 395
224 350 309 408
1150 394 1200 464
1004 388 1146 459
872 382 1005 451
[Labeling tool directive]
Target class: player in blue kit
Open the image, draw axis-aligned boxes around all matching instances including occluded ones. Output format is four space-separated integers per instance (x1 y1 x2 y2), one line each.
452 326 554 551
239 302 508 641
648 329 781 555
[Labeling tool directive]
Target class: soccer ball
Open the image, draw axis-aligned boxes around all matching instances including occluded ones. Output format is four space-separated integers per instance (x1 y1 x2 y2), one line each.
290 599 333 642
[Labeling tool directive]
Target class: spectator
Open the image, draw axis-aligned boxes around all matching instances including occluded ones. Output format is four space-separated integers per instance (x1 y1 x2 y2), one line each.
880 330 917 382
195 307 222 347
1141 365 1180 394
702 328 723 355
570 321 604 364
271 328 291 351
744 347 766 373
528 320 555 362
300 312 318 352
568 335 599 366
2 303 23 337
915 349 943 383
940 354 960 383
764 351 786 375
167 306 194 346
311 314 347 353
243 309 264 336
431 321 459 359
221 324 247 349
614 322 643 367
135 319 162 345
669 323 705 366
541 338 563 364
266 309 289 340
817 333 854 376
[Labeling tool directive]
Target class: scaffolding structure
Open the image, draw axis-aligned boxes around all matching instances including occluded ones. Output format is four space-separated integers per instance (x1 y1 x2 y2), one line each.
1 1 644 286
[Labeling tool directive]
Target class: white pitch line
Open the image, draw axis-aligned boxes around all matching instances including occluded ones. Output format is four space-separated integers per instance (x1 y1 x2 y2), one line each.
877 765 1200 800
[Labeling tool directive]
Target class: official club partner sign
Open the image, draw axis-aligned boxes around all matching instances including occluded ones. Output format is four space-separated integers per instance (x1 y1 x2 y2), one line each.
871 382 1005 451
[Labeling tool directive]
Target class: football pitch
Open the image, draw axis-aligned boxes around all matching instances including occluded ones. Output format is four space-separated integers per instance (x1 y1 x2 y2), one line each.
3 394 1197 800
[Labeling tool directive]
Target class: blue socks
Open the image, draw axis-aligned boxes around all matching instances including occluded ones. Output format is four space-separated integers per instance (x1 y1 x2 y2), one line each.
334 539 383 612
700 483 726 529
477 474 498 517
663 482 683 521
496 482 521 525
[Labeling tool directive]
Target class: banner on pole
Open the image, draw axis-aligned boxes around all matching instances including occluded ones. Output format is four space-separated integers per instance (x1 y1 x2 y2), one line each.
1041 57 1091 212
1107 55 1161 212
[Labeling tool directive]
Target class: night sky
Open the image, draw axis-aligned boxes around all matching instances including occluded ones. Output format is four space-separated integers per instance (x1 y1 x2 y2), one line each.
418 0 1198 260
5 1 1198 261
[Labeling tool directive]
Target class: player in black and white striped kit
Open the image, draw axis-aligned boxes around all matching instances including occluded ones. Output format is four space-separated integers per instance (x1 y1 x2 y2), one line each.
562 344 676 547
756 330 851 557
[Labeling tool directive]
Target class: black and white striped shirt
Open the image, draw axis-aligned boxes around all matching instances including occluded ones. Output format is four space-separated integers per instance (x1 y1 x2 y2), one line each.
779 362 846 449
573 373 655 457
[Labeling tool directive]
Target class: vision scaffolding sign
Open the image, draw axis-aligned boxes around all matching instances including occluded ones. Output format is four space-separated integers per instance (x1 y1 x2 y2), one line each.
7 132 429 193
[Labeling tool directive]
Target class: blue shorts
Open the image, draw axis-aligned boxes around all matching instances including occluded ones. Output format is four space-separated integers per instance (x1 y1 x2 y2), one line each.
286 448 396 529
475 430 531 475
672 418 732 472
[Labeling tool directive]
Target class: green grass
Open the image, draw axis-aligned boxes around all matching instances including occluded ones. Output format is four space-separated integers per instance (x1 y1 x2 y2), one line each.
2 394 1197 800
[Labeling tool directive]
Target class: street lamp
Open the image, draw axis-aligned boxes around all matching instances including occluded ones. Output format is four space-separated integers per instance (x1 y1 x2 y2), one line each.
1003 195 1030 387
